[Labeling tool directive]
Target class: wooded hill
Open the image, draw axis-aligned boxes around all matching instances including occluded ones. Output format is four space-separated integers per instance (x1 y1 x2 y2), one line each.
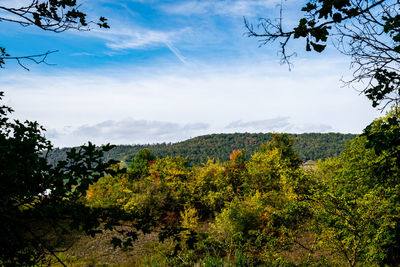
48 132 356 165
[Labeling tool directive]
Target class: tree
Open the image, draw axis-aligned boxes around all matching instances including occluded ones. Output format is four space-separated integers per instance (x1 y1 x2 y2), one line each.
0 0 109 70
363 106 400 167
260 133 302 169
130 148 155 179
0 91 124 265
211 135 312 264
245 0 399 110
310 123 400 266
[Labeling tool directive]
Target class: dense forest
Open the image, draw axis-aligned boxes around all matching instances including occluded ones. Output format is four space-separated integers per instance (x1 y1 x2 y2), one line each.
48 133 356 166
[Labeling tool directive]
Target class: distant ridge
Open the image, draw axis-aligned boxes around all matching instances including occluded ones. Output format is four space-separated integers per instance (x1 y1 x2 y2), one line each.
48 132 356 165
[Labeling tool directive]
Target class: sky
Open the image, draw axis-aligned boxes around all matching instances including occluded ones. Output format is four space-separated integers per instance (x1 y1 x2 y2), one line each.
0 0 381 147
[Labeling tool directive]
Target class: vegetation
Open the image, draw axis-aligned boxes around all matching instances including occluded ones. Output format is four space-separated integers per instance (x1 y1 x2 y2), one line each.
0 2 127 266
0 92 120 266
2 0 400 266
67 109 399 266
48 132 356 166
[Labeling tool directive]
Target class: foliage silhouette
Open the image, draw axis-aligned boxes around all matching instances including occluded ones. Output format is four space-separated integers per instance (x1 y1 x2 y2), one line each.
0 1 109 70
0 91 126 265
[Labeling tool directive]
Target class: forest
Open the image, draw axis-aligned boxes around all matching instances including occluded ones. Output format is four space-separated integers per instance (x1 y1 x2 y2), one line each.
47 133 356 166
1 0 400 266
34 113 400 266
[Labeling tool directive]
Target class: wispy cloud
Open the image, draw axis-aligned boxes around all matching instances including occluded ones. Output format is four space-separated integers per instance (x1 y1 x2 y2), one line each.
225 117 333 133
290 123 333 133
165 41 188 64
70 52 96 56
226 117 291 131
104 29 172 50
160 0 281 17
86 26 190 63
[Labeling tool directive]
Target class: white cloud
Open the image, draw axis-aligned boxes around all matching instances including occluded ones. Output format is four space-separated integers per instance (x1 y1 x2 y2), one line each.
225 117 333 133
289 123 333 133
70 52 95 56
1 57 380 147
164 41 188 64
83 25 190 63
61 118 210 145
226 117 291 130
104 29 171 50
160 0 281 17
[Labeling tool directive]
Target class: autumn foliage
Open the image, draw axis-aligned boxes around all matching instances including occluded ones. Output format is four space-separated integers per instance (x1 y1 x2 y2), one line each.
83 118 400 266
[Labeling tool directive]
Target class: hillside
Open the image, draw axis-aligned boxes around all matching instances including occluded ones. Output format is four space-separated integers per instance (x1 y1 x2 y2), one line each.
48 132 356 165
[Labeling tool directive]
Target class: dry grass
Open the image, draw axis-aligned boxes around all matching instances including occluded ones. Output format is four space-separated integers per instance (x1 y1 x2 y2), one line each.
49 228 161 266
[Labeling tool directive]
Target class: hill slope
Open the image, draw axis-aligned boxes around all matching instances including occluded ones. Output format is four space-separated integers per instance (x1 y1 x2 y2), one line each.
48 132 356 165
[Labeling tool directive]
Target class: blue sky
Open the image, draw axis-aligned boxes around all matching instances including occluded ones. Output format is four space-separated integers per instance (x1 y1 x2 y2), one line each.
1 0 380 147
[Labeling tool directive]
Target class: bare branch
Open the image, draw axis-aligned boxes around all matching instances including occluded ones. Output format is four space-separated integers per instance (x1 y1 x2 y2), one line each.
245 0 400 110
1 50 58 71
